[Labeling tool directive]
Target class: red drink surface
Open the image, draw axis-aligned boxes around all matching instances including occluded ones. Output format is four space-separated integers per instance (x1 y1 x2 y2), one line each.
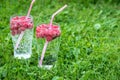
10 16 33 36
36 24 61 41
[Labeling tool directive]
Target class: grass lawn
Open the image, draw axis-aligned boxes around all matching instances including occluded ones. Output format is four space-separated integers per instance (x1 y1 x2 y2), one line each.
0 0 120 80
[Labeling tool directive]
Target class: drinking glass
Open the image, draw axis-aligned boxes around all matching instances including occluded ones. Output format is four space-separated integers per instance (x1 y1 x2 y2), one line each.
10 15 33 59
37 24 60 69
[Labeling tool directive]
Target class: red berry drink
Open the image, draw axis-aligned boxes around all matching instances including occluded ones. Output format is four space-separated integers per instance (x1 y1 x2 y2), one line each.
36 24 61 68
10 16 33 59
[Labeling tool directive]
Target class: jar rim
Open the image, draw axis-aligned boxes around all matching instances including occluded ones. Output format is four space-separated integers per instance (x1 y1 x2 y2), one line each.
10 15 33 21
36 22 60 27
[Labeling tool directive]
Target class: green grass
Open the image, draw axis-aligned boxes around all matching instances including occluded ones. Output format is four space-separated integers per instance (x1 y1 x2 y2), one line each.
0 0 120 80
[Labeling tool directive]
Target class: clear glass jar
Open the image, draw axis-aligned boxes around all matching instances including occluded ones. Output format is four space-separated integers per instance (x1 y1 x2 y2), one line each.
37 24 60 69
10 16 33 59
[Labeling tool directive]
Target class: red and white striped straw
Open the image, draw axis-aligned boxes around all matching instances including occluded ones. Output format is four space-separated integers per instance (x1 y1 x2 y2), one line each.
49 4 67 28
39 4 67 66
15 0 35 50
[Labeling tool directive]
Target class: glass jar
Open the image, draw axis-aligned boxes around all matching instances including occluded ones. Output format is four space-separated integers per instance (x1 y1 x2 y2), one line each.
37 23 60 69
10 15 33 59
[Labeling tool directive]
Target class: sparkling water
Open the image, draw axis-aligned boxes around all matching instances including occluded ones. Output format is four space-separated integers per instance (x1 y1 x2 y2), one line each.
12 29 33 59
38 37 60 69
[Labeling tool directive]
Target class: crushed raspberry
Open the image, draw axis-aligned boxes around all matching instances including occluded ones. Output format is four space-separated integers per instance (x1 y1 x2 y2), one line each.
36 24 61 41
10 16 33 35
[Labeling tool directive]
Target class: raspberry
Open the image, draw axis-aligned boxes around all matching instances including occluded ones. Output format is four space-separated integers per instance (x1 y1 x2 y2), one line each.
19 27 26 31
10 16 33 36
36 24 61 41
